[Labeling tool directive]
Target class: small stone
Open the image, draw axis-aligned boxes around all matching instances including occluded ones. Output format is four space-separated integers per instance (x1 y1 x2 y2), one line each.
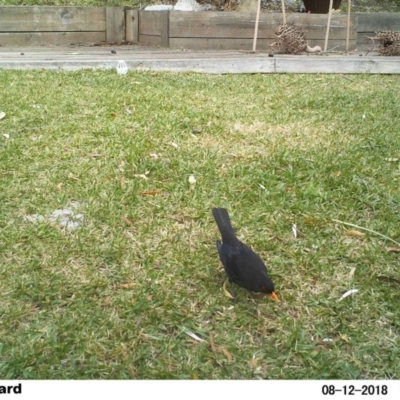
21 52 24 55
268 53 274 57
111 49 117 54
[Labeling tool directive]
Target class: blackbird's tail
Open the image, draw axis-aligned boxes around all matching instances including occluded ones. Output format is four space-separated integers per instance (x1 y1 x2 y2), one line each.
212 208 238 244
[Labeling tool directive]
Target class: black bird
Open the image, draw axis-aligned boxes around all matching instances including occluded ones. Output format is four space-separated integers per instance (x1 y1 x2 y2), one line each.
212 208 279 301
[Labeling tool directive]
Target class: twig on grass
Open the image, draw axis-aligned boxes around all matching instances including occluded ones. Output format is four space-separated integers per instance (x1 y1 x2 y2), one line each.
332 219 400 247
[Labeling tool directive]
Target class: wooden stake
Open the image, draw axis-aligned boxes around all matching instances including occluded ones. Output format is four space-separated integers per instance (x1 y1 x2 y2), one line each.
252 0 262 52
324 0 334 52
346 0 352 52
281 0 286 25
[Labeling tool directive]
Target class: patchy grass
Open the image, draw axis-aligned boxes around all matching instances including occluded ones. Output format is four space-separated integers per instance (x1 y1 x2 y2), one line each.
0 70 400 379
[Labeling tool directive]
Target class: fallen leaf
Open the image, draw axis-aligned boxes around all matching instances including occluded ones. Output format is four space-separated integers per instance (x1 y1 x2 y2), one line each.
124 108 132 115
128 366 137 378
122 216 133 225
345 230 365 237
3 134 9 139
188 175 196 184
147 294 154 301
117 283 135 289
333 171 341 176
170 142 179 149
248 359 258 368
134 174 149 180
229 153 245 159
339 289 359 301
292 224 297 239
209 333 217 353
187 339 201 345
103 296 110 306
386 247 400 253
221 348 233 362
340 333 351 343
140 190 162 195
184 331 205 342
67 173 78 180
0 112 6 120
56 183 63 191
223 279 235 300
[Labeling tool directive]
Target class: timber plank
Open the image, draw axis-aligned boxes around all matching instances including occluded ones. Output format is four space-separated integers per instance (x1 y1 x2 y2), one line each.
358 13 400 32
169 12 356 39
169 12 267 38
138 34 162 47
274 56 400 74
0 31 105 46
0 50 399 75
170 37 353 51
170 37 272 50
174 26 357 41
126 9 139 42
160 11 169 48
106 7 125 43
0 6 106 32
168 12 356 50
139 11 167 36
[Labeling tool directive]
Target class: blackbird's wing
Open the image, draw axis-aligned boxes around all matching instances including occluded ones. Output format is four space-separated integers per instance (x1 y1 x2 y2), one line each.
216 240 270 291
216 240 226 265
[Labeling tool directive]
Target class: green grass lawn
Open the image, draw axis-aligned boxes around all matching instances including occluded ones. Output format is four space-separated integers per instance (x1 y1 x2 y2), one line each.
0 70 399 379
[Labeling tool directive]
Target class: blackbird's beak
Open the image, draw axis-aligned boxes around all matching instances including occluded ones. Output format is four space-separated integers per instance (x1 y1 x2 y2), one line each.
270 292 280 302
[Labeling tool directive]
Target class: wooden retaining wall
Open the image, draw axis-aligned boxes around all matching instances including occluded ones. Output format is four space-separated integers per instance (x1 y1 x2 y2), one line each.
0 7 399 51
0 6 126 46
138 11 357 51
